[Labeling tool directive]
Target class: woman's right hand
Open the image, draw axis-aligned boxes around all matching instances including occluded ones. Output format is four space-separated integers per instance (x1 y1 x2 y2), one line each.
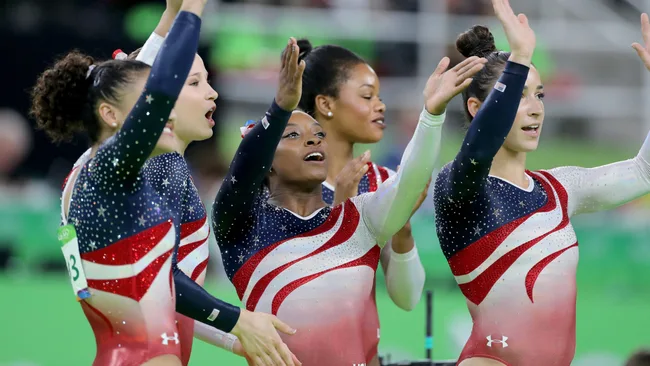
230 309 301 366
180 0 208 17
491 0 536 66
333 150 371 206
275 38 307 111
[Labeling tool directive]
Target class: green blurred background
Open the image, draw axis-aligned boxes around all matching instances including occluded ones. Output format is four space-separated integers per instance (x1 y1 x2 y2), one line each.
2 1 650 365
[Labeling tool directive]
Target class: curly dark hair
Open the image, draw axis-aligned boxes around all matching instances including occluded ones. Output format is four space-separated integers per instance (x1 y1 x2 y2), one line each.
30 50 149 143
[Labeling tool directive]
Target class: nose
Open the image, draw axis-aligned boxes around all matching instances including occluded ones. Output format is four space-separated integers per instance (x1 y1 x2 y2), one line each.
168 109 178 123
305 136 322 146
207 85 218 101
376 99 386 113
528 99 544 118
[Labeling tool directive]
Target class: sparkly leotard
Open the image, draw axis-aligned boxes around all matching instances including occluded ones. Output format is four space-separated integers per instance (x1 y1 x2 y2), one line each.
63 12 237 366
142 154 211 366
433 61 650 366
212 104 445 365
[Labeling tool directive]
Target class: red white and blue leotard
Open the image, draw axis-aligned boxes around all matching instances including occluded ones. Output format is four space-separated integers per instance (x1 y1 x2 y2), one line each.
212 105 445 365
63 12 239 366
433 61 650 366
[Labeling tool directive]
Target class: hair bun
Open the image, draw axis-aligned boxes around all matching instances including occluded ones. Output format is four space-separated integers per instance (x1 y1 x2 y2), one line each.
296 38 313 62
456 25 497 58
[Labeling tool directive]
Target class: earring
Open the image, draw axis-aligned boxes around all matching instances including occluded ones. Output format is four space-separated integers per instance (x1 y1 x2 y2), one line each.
327 111 333 117
111 122 118 127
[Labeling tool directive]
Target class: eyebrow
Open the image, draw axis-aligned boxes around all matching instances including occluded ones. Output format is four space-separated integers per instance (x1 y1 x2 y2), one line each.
523 85 544 91
359 84 375 89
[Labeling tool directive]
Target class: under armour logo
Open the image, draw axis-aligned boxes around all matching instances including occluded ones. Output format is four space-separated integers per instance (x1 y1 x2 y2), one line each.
161 332 179 345
486 335 508 348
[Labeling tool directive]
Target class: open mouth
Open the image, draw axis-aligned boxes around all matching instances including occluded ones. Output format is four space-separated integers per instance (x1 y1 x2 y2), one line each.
521 124 540 135
205 106 216 120
371 117 386 129
303 152 325 162
163 122 174 136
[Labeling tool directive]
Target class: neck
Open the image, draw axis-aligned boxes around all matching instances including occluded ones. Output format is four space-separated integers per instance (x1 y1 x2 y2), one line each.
268 182 327 217
323 128 355 185
489 147 529 188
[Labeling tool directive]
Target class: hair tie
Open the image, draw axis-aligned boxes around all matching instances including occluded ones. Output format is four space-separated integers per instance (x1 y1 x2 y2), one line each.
86 65 96 79
112 49 127 60
240 120 257 138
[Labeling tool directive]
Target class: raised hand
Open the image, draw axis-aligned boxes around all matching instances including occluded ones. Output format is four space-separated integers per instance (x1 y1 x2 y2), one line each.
230 309 301 366
276 37 307 111
632 13 650 71
333 151 371 206
491 0 536 65
423 56 486 115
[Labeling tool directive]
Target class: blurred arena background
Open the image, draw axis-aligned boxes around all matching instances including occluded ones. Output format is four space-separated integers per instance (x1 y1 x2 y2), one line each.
1 0 649 365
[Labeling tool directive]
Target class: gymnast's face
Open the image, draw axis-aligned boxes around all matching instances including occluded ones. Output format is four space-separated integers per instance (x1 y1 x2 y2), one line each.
324 63 386 144
502 66 545 153
269 111 328 188
172 55 218 146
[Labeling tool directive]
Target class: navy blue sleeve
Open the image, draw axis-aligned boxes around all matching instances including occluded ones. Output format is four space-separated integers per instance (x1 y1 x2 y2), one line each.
211 101 292 243
93 11 201 187
446 61 529 198
174 267 241 332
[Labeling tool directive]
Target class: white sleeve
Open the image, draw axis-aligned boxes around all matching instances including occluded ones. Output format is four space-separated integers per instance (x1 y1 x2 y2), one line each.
194 321 238 353
360 108 445 245
136 32 166 66
547 132 650 217
380 244 425 311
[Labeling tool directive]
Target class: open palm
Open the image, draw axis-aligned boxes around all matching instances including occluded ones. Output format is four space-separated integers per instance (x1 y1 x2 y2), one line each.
632 13 650 71
423 56 486 115
492 0 536 63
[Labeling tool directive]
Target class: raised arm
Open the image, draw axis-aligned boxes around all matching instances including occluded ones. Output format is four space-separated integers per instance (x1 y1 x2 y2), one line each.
360 56 485 245
548 14 650 216
135 0 182 65
212 38 305 240
94 6 202 185
547 133 650 216
445 0 536 198
446 61 528 196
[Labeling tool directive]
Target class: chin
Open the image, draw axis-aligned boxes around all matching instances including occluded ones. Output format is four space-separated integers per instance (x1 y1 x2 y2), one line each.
355 131 383 144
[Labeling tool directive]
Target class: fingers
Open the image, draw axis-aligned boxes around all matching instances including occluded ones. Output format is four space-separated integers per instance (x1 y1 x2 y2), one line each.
272 317 297 335
281 39 293 71
453 77 475 94
278 342 296 366
260 352 275 366
451 56 480 72
518 13 529 28
287 38 299 76
632 43 650 68
290 350 302 366
454 58 486 79
267 346 286 366
455 62 486 86
432 57 450 77
642 13 650 48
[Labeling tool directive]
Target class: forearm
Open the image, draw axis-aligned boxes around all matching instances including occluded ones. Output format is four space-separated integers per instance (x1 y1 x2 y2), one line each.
382 242 425 311
449 61 529 191
194 321 239 353
363 109 444 244
174 267 241 332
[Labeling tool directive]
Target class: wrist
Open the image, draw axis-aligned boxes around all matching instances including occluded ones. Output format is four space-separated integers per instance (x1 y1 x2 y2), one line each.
394 222 412 239
508 53 533 67
180 1 205 17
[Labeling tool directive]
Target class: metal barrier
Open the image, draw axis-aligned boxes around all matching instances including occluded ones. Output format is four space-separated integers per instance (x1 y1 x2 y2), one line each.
379 291 458 366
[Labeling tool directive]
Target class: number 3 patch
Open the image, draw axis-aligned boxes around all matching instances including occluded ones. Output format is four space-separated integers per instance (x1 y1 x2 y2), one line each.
58 225 91 301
